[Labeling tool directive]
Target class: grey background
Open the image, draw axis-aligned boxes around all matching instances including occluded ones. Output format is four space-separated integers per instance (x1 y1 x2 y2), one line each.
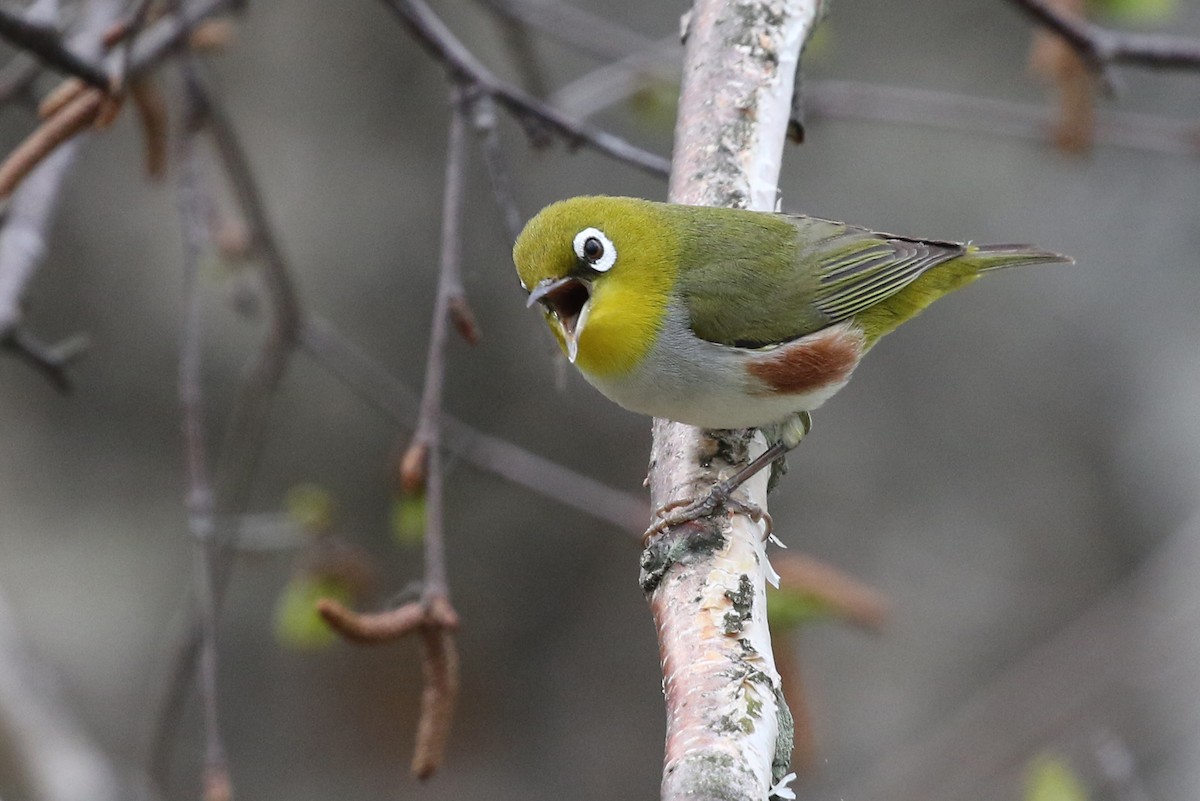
2 0 1199 799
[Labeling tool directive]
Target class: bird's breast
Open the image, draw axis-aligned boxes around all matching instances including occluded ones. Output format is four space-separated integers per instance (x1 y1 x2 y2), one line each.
576 302 866 429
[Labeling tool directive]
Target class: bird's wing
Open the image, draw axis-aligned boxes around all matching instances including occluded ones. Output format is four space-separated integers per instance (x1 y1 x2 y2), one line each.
804 222 964 323
677 212 964 348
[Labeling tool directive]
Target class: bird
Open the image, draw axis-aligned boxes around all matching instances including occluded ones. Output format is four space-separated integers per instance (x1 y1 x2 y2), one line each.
512 195 1071 538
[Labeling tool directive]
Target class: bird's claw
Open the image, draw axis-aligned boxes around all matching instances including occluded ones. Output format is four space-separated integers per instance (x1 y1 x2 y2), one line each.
643 489 773 544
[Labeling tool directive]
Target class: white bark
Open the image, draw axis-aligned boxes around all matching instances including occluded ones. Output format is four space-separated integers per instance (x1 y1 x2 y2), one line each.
646 2 825 800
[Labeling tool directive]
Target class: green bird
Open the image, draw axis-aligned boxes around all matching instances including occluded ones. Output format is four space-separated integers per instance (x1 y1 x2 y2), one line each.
513 196 1071 535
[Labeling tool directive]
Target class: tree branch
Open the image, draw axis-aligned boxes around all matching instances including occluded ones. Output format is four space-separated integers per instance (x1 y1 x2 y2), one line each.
0 0 233 387
0 8 111 90
1007 0 1200 74
298 317 650 531
647 2 823 800
176 87 232 801
806 79 1200 158
379 0 670 178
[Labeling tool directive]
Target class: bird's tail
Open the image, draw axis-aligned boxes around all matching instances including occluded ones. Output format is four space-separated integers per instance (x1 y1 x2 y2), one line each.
968 243 1074 272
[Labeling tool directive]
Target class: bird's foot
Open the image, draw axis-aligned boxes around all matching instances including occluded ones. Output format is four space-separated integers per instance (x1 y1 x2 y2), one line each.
643 486 773 544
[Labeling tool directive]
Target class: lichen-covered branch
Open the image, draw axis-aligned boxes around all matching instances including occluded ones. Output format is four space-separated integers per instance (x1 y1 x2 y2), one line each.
647 2 824 800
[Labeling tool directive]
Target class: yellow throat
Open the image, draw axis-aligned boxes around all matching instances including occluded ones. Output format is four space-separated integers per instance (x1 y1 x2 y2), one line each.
514 197 682 378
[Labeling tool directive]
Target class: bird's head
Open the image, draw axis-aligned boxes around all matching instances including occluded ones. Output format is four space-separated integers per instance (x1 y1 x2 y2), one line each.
513 196 679 377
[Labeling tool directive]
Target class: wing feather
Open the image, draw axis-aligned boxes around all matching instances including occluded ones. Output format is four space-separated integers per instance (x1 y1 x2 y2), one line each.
672 206 965 348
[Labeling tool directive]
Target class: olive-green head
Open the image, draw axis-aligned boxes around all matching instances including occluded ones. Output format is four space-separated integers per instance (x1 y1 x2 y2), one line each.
513 196 681 377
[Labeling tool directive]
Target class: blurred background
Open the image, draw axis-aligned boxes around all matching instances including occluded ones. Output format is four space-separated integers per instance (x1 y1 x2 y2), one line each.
2 0 1199 799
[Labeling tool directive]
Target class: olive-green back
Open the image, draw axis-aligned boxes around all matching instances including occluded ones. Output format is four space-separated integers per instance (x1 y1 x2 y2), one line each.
669 205 972 349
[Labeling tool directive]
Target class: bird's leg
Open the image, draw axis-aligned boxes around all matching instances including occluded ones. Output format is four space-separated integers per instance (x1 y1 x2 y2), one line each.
643 412 811 543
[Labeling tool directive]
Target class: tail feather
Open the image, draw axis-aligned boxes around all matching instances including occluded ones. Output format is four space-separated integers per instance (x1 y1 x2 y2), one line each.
969 243 1074 272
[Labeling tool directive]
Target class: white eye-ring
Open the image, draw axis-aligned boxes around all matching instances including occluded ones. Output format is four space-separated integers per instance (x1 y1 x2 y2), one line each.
572 227 617 273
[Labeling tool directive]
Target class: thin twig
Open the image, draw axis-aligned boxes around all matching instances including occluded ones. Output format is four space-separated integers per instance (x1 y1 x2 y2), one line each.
408 91 470 600
176 106 232 801
805 79 1200 158
492 9 548 98
150 63 301 789
318 594 461 779
1007 0 1200 74
0 86 107 198
379 0 670 178
298 317 650 532
0 327 87 392
114 0 154 88
350 91 473 781
0 0 122 388
187 67 302 513
316 599 427 642
465 92 523 242
438 90 480 344
475 0 655 63
0 0 232 386
0 8 111 90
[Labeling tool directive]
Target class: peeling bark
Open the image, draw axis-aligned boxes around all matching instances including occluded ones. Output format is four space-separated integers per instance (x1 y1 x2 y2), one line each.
647 2 825 799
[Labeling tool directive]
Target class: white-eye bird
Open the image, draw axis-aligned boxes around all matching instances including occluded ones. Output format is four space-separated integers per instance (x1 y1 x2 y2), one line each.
513 196 1071 534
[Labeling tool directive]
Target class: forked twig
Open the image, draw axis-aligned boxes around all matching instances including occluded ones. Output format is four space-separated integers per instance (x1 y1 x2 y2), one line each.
380 0 670 178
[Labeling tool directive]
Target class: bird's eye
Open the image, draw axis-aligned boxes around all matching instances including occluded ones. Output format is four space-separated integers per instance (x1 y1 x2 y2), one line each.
572 227 617 272
582 237 604 261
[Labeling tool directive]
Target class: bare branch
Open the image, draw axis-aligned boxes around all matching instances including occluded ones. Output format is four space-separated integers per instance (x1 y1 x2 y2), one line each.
379 0 670 178
317 596 461 779
0 8 111 90
404 90 471 598
0 326 87 392
476 0 656 62
184 67 302 517
465 93 523 243
1007 0 1200 74
176 92 231 801
150 64 301 788
316 599 427 642
0 86 108 198
0 0 232 382
806 79 1200 158
0 0 123 388
298 317 650 532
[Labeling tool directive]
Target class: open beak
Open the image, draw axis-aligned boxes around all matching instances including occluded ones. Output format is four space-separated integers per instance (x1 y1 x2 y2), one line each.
527 276 592 363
